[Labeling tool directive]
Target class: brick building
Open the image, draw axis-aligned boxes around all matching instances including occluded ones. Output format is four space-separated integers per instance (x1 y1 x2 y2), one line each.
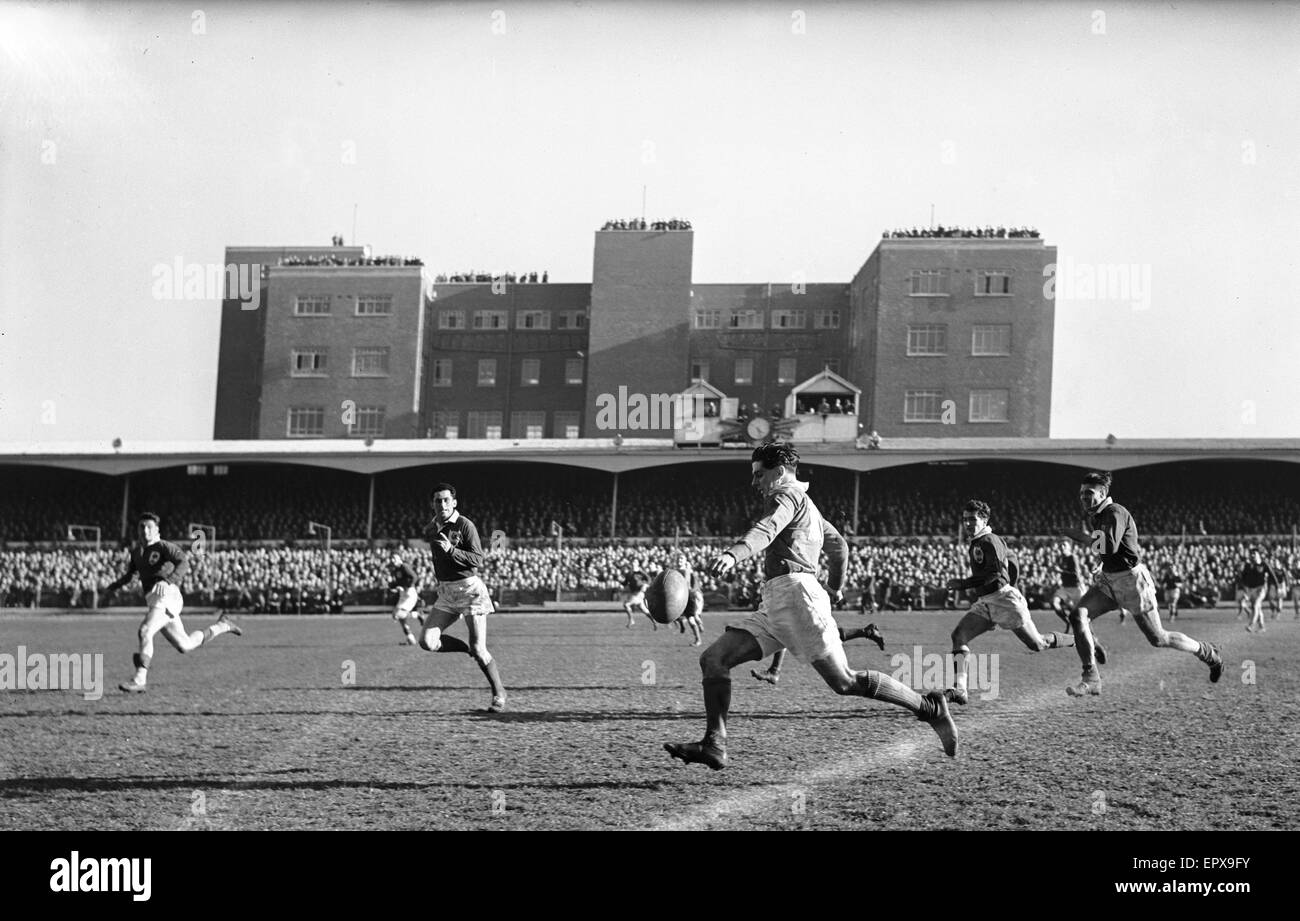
214 228 1055 440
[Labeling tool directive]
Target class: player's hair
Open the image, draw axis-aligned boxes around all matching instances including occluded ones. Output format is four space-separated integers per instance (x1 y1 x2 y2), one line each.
964 499 992 520
1081 470 1112 491
137 512 160 525
430 482 457 500
752 441 799 471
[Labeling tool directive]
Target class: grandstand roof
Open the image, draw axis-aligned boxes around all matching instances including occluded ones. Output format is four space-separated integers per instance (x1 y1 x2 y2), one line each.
3 438 1300 476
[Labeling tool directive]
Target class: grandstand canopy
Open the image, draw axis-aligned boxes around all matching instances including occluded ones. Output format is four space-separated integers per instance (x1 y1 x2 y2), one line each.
5 438 1300 476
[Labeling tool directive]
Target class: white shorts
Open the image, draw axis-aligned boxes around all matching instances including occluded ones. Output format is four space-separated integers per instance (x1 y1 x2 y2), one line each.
1162 588 1182 604
1092 564 1159 617
624 588 647 606
969 584 1033 630
433 575 495 618
145 582 184 618
1052 585 1082 606
730 573 841 664
1245 585 1267 605
393 586 420 615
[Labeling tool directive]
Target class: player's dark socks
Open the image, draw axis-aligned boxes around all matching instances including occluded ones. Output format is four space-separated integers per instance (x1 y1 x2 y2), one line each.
1094 641 1107 665
435 635 471 654
133 652 151 670
839 626 869 643
1045 632 1075 649
478 658 506 698
702 676 732 734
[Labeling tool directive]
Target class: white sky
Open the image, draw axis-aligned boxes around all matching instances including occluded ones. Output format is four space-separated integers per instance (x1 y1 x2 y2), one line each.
2 0 1298 442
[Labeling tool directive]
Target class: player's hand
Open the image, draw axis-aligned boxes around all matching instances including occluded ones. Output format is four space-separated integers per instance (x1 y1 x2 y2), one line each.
708 552 736 577
434 534 453 552
945 578 963 590
830 588 845 608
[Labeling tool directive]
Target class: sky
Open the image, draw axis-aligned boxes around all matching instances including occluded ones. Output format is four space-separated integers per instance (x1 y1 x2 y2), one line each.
2 0 1298 443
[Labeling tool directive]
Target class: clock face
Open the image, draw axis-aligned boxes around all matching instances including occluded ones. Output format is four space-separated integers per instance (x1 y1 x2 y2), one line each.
746 417 772 440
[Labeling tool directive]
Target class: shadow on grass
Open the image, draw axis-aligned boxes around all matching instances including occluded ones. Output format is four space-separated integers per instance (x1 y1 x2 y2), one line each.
0 774 673 796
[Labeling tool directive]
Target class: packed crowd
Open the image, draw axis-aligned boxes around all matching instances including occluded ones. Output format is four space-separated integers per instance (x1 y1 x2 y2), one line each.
4 539 1297 612
600 218 692 231
5 462 1300 543
883 226 1040 239
433 270 549 283
277 254 423 267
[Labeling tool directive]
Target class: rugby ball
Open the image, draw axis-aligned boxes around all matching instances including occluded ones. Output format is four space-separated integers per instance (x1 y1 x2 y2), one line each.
646 569 689 624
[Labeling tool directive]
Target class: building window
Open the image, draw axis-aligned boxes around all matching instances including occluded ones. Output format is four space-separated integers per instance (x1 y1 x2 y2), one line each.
477 359 497 386
466 411 503 439
287 406 325 437
907 270 948 296
903 390 944 423
430 411 458 439
971 324 1012 356
907 325 948 356
557 311 587 329
735 358 754 385
350 405 385 437
511 411 546 439
777 357 797 385
294 295 331 316
728 309 763 329
355 295 392 316
814 309 841 329
438 310 465 330
565 358 584 385
970 389 1010 422
473 310 508 329
518 310 551 330
521 358 540 386
291 349 327 377
975 271 1012 295
772 309 806 329
690 359 710 382
352 347 391 377
554 411 581 439
428 358 451 387
693 309 721 329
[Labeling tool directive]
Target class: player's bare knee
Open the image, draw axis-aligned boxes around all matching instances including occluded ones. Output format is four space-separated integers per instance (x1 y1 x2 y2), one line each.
1069 608 1089 630
699 647 728 677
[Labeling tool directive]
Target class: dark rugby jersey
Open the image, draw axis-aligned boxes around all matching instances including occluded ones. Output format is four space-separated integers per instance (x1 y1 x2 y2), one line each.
1086 501 1142 572
956 529 1010 596
423 513 485 582
389 562 416 590
118 540 190 593
1057 553 1082 588
1239 561 1279 589
1160 572 1184 591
